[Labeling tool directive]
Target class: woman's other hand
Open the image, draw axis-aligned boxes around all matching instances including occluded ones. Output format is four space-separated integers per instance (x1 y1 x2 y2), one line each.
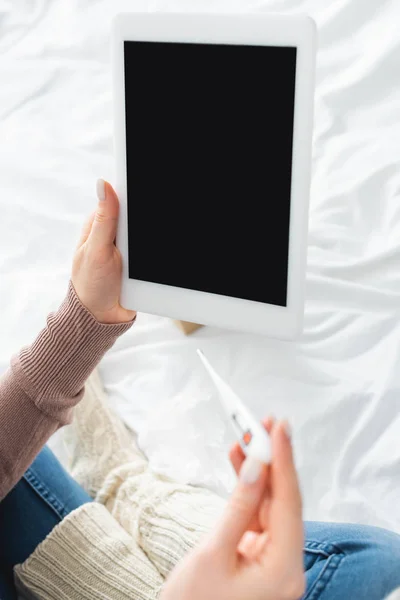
160 421 305 600
72 179 136 324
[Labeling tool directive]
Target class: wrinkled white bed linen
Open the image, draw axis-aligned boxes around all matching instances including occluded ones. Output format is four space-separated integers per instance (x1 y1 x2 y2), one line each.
1 0 400 530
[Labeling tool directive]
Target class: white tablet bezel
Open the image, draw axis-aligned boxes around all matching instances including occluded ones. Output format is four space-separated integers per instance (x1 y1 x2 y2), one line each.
112 12 316 338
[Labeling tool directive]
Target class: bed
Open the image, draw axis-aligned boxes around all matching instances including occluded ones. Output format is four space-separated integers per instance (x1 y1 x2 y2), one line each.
1 0 400 532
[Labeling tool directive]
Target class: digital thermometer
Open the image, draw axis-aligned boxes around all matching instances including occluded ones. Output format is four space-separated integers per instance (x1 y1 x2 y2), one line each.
197 349 271 464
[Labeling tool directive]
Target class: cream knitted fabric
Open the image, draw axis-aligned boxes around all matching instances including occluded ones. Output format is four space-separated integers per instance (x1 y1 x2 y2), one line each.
63 368 147 499
100 467 224 577
64 369 225 577
14 503 163 600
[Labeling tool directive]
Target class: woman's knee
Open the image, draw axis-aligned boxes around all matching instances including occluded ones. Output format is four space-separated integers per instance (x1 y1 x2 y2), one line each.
304 521 400 599
305 521 400 555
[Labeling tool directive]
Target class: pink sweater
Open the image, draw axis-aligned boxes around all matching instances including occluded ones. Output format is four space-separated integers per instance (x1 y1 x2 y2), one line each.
0 282 133 500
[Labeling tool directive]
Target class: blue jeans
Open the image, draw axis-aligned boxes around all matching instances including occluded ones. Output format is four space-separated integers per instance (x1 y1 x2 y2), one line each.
303 521 400 599
1 448 400 600
0 447 91 600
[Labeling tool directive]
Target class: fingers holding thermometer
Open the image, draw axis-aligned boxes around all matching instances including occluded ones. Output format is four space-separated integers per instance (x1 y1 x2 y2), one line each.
229 418 298 561
228 418 273 548
159 416 304 600
240 420 303 590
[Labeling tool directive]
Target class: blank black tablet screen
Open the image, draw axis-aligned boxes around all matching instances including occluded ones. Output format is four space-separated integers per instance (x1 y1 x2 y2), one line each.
124 41 297 307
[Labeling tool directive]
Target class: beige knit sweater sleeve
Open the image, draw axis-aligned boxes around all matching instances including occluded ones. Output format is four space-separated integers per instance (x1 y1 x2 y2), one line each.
14 502 163 600
0 282 133 500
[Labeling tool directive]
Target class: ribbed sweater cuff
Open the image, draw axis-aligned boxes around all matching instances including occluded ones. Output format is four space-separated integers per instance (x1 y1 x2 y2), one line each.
11 281 134 421
14 503 163 600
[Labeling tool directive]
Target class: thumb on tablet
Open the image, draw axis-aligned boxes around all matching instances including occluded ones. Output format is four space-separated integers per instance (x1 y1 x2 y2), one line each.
90 179 119 248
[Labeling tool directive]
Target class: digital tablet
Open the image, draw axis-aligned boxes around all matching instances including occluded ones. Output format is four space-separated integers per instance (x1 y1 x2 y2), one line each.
112 12 316 338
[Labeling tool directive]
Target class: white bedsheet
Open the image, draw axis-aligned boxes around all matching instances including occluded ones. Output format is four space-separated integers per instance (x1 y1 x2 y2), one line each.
1 0 400 531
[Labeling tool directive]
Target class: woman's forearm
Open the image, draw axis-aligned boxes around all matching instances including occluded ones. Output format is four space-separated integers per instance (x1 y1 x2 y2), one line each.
0 281 133 500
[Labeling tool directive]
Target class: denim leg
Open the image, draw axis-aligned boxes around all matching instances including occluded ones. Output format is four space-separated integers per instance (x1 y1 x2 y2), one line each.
0 446 91 600
304 521 400 600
